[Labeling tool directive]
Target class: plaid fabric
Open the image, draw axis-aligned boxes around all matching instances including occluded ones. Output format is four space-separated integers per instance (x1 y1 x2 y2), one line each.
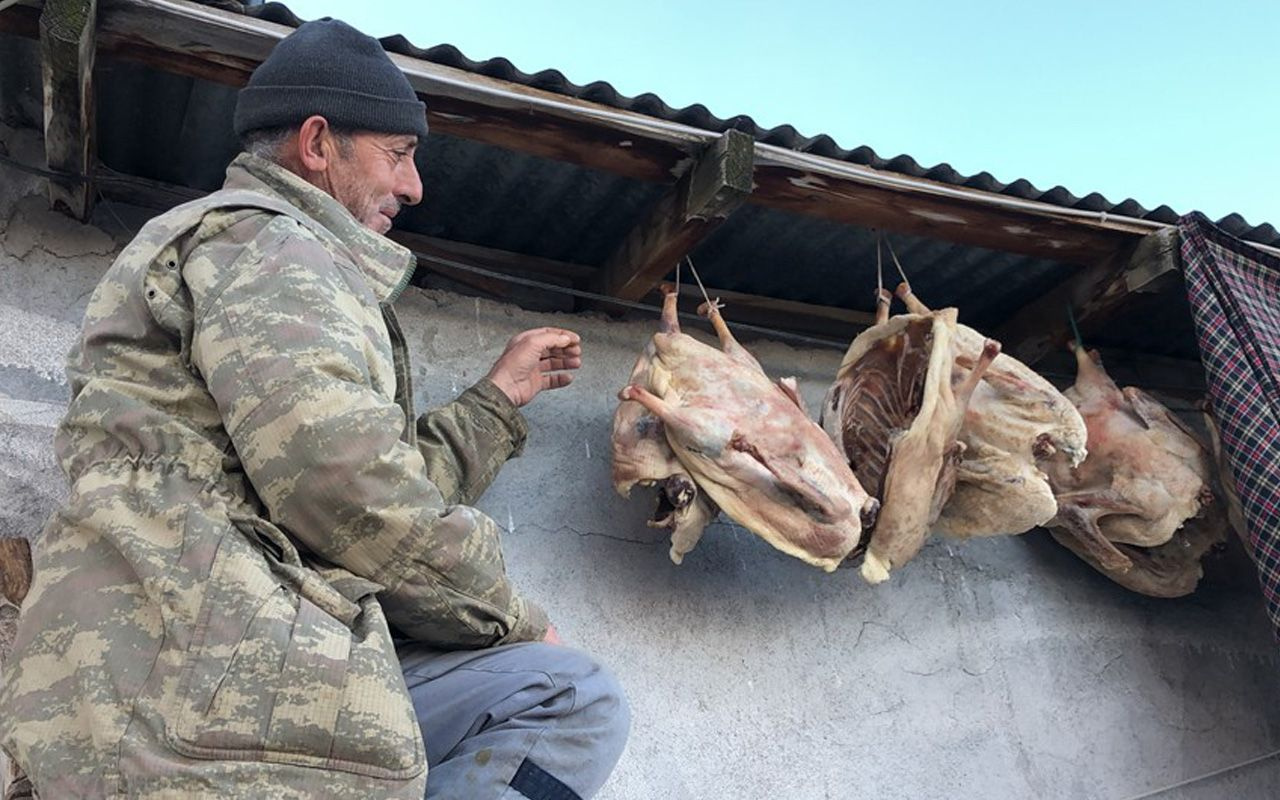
1181 211 1280 638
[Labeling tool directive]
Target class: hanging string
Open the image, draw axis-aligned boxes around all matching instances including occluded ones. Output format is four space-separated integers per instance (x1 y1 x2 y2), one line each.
875 231 884 298
1067 303 1084 350
684 256 721 314
884 233 911 291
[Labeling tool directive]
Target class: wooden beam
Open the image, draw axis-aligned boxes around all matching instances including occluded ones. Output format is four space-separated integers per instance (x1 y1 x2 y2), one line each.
993 248 1134 367
658 283 874 346
94 163 204 207
994 228 1181 366
390 229 871 345
592 130 754 301
39 0 97 220
390 230 594 285
749 146 1152 266
392 233 584 313
1123 226 1180 293
411 256 576 313
392 230 870 344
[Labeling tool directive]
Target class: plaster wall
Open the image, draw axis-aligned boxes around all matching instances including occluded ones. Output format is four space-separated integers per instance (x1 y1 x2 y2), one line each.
1 125 1278 799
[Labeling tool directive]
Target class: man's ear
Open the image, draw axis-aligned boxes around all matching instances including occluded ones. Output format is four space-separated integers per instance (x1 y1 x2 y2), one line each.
296 115 334 172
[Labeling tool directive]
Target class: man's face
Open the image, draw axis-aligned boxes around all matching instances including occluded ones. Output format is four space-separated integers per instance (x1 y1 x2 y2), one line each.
327 132 423 234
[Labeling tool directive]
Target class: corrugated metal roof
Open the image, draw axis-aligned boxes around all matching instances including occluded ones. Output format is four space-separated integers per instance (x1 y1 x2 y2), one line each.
0 1 1260 368
239 1 1279 249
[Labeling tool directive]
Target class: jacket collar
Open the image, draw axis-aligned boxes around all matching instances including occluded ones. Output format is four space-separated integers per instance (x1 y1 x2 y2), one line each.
222 152 416 303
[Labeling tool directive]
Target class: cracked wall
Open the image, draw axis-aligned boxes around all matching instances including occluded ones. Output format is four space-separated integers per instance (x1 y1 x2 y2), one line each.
2 121 1279 798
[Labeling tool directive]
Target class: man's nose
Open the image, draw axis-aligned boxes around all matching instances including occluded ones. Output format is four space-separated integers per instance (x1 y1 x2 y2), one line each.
397 160 423 206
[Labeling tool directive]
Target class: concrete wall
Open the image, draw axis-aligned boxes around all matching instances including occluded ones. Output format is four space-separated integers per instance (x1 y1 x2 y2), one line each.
2 124 1279 799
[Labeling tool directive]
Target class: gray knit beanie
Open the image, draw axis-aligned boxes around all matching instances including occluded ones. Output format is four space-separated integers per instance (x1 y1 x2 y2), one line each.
234 18 429 139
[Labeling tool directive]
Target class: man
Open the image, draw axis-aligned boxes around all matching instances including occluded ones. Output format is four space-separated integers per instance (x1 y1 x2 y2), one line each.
0 18 628 800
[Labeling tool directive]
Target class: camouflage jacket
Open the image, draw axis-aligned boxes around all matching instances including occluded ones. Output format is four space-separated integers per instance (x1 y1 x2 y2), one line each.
0 153 548 798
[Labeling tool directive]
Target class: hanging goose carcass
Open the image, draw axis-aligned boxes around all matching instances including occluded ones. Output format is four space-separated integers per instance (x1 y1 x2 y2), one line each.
612 286 879 571
822 288 1000 584
893 284 1089 538
610 300 719 565
1040 345 1227 597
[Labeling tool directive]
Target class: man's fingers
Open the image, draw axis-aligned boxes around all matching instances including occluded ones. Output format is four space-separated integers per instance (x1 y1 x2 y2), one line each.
540 355 582 371
540 348 582 361
517 326 579 342
544 344 583 358
543 372 573 390
516 328 580 351
489 328 583 405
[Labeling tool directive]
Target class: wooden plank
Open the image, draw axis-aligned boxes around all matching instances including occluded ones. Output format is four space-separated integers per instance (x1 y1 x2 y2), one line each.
390 229 870 344
750 146 1153 266
399 236 581 313
593 130 754 301
390 230 594 284
993 250 1133 367
412 256 575 313
994 228 1181 365
391 230 872 343
1123 226 1180 293
656 283 874 346
389 231 588 312
672 284 875 327
95 163 204 207
39 0 96 220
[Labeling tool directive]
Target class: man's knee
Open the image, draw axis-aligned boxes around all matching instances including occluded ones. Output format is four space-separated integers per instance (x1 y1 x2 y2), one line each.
531 643 630 749
401 640 630 797
502 642 630 787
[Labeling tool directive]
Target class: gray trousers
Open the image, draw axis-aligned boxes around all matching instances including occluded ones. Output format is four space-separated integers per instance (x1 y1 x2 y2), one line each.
398 642 630 800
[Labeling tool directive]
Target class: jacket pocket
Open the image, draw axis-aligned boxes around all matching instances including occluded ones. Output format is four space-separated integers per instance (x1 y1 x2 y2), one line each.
167 512 424 779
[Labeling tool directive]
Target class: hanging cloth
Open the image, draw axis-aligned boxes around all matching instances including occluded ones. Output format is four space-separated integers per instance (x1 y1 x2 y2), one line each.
1181 211 1280 638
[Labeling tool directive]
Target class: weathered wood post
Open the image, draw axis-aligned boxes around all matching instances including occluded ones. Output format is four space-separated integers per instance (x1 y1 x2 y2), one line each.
40 0 98 220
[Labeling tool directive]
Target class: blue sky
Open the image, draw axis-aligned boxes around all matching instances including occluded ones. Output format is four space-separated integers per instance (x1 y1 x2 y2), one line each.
286 0 1279 228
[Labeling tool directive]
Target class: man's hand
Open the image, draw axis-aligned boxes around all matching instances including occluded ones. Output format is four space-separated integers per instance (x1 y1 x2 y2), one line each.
543 624 563 645
486 328 582 408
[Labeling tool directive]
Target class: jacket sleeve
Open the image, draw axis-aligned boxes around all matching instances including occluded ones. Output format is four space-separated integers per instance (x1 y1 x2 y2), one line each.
415 378 527 507
190 222 549 648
